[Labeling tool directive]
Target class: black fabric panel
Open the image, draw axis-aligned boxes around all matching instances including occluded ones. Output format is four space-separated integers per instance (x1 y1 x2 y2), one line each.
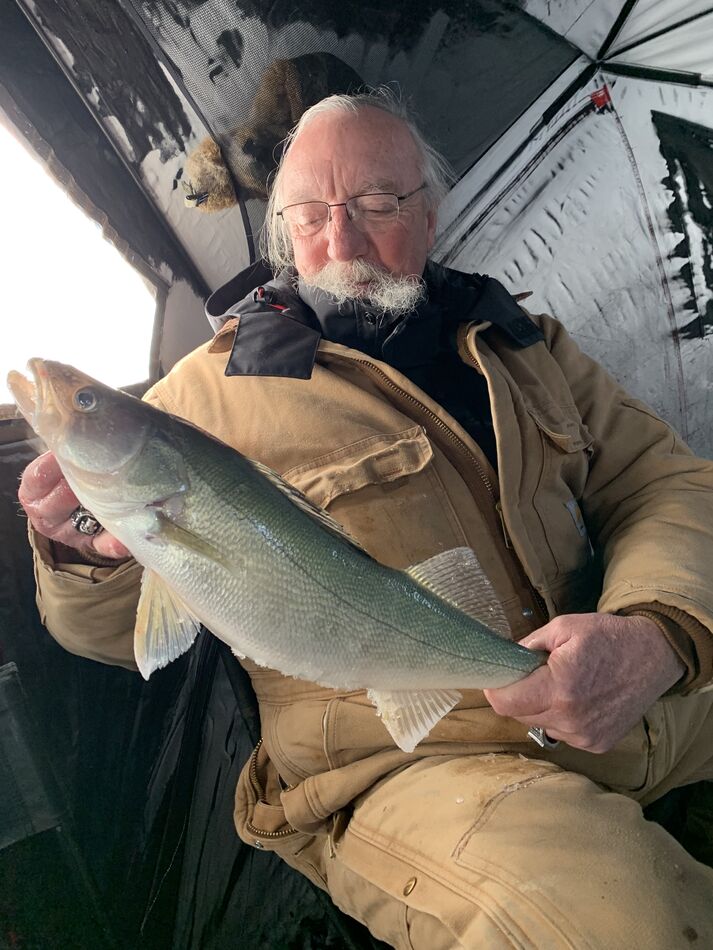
205 258 274 330
0 663 62 850
653 111 713 340
227 309 321 378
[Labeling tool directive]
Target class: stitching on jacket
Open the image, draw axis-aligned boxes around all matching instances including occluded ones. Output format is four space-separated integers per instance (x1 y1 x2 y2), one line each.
620 582 712 611
283 424 427 478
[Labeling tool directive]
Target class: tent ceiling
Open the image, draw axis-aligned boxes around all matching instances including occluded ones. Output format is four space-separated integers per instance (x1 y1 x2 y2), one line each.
523 0 626 58
609 2 713 55
525 1 713 78
607 12 713 77
3 0 712 454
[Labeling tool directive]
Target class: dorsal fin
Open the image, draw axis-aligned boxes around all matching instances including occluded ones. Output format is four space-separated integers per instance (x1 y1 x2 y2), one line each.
406 547 511 637
250 457 367 553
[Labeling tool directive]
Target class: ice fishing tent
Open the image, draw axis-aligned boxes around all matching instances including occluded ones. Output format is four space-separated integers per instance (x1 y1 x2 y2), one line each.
1 1 712 946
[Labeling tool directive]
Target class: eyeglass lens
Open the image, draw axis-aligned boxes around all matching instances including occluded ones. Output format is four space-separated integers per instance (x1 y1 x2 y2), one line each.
282 193 401 235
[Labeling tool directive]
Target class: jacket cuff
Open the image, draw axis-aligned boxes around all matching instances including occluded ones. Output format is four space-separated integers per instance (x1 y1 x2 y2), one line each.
617 602 713 693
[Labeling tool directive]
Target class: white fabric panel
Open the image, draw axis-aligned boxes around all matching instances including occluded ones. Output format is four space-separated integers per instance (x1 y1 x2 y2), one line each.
609 1 713 55
141 144 250 292
434 70 713 457
523 0 624 58
609 13 713 76
603 75 713 456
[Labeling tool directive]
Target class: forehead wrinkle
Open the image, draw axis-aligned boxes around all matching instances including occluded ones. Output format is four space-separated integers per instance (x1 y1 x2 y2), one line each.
280 109 422 204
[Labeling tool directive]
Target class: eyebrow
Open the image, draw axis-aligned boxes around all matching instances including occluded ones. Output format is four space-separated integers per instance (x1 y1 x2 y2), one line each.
284 181 401 205
355 180 399 194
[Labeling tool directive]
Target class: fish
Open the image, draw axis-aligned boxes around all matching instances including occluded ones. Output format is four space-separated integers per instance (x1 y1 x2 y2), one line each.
9 359 547 752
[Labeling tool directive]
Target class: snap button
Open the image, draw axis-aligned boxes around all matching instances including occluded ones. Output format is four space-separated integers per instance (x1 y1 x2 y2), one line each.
253 840 265 849
403 877 417 896
522 607 534 618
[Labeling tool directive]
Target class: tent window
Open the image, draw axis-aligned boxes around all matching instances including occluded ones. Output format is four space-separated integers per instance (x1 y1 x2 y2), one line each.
0 122 157 406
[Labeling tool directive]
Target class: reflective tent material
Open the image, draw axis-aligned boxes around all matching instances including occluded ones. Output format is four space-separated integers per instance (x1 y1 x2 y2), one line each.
2 1 713 947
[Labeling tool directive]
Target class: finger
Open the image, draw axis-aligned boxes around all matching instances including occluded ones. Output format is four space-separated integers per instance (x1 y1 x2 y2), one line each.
484 664 554 719
22 478 80 537
93 532 130 559
19 452 64 505
518 620 579 652
516 629 555 651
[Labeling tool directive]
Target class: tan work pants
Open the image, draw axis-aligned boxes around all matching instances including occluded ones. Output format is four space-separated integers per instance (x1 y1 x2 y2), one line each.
319 691 713 949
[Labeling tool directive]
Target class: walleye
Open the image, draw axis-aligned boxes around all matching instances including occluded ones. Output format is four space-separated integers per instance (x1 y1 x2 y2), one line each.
9 359 546 752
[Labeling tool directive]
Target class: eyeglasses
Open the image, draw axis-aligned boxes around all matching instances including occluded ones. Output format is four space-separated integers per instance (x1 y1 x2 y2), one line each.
277 183 427 236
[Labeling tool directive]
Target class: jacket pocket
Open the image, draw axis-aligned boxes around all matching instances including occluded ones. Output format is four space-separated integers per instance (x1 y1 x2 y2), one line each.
283 424 433 508
527 403 595 579
234 739 328 890
283 425 470 568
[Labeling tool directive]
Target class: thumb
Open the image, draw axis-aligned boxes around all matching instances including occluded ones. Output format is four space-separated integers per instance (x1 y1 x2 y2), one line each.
484 662 553 718
92 531 131 560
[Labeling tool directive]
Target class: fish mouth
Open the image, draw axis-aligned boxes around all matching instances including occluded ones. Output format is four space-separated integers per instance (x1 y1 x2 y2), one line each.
6 359 60 440
7 367 37 425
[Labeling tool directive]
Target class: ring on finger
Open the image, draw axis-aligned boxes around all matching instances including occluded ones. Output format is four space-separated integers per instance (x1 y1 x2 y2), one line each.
70 506 104 537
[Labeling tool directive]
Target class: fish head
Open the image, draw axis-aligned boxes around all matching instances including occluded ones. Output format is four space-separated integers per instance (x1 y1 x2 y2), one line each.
8 359 189 514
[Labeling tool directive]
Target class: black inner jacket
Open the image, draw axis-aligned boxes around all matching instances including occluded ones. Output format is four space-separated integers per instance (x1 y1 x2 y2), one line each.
297 261 498 470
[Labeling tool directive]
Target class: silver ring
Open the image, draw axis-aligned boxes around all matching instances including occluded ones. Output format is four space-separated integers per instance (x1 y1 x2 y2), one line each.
70 506 103 536
528 726 560 750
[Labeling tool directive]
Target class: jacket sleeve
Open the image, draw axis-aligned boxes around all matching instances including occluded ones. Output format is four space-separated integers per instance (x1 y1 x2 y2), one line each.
30 385 168 670
541 314 713 690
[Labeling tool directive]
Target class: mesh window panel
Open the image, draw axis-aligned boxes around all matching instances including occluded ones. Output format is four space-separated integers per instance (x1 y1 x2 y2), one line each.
121 0 578 252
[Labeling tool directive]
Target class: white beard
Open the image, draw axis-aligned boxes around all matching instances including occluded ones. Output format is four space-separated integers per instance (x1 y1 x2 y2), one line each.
303 259 426 316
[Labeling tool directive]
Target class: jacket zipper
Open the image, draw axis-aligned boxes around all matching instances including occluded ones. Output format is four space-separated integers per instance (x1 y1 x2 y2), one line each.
456 327 550 620
351 358 497 499
330 351 549 625
245 738 299 840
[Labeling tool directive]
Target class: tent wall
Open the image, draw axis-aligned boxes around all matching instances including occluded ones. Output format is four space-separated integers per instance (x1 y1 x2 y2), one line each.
435 68 713 457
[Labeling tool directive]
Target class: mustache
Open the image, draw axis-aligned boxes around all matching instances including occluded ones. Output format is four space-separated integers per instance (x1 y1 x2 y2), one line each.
304 260 426 316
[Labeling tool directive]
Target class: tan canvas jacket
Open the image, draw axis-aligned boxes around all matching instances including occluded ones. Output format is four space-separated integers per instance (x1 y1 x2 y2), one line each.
30 309 713 842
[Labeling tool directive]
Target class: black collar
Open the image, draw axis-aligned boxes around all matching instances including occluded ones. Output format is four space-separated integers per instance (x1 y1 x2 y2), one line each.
215 260 543 379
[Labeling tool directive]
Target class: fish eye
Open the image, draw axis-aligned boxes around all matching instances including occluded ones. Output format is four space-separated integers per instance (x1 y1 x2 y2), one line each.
74 388 98 412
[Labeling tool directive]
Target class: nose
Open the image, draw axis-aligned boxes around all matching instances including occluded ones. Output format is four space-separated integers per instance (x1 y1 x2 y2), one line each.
326 205 369 262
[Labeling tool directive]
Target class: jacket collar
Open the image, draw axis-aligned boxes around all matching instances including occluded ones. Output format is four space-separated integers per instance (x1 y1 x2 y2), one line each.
208 260 543 379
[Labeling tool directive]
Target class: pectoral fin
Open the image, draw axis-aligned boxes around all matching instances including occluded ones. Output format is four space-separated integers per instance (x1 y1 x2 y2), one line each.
367 688 462 753
134 568 202 679
149 512 240 573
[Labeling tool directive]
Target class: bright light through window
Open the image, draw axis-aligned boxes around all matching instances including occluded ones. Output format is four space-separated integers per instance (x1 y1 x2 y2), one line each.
0 122 157 405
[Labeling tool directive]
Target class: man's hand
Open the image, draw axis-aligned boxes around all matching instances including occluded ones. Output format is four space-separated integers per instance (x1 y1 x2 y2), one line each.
484 613 686 753
18 451 130 561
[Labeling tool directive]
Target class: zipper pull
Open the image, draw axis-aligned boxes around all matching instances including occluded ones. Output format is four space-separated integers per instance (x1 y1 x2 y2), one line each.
495 500 513 549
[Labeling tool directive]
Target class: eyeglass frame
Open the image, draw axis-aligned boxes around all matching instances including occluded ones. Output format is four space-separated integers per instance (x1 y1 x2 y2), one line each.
276 182 428 233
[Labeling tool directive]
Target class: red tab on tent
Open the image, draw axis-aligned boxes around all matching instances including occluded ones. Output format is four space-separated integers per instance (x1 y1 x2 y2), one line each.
590 86 611 111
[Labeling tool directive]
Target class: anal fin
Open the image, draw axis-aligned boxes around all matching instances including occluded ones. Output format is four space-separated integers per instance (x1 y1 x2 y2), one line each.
367 688 462 753
134 568 202 679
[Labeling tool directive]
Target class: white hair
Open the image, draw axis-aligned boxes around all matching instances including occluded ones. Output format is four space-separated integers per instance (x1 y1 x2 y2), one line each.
261 88 453 272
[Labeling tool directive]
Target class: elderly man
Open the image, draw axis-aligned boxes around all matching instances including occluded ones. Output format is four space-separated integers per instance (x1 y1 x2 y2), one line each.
19 92 713 947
